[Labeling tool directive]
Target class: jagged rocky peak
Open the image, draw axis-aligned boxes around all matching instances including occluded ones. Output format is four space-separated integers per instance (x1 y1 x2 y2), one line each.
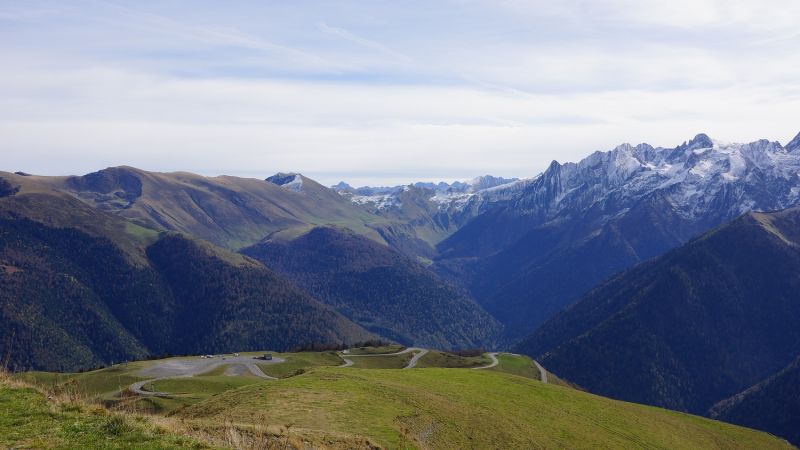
683 133 714 150
786 131 800 152
332 181 353 191
266 172 303 192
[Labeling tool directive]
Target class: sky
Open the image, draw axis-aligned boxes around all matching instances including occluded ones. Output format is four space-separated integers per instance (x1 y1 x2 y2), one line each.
2 0 800 186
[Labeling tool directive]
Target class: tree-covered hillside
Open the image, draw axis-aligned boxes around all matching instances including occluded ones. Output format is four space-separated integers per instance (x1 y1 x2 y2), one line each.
516 208 800 420
0 216 373 372
243 226 502 349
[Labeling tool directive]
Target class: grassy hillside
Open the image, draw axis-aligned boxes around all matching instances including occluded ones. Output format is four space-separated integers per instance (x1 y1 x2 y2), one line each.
414 350 491 368
515 208 800 419
243 226 502 349
348 352 414 369
63 167 387 250
256 351 343 378
0 381 207 449
178 367 792 450
13 351 794 449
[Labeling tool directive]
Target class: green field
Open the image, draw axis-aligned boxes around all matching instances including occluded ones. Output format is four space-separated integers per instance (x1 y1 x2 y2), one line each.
17 364 151 400
0 382 208 449
177 367 793 450
348 352 414 369
139 376 267 413
490 353 541 378
414 350 491 368
347 345 406 355
257 351 343 378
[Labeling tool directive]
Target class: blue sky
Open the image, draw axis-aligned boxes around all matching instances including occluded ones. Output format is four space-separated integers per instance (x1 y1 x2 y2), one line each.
2 0 800 186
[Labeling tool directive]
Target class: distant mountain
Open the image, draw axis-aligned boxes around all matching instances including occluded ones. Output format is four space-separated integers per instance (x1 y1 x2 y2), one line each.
710 355 800 445
331 176 518 257
331 175 518 210
0 189 374 371
436 132 800 338
62 166 385 250
514 207 800 422
3 167 483 260
242 226 502 349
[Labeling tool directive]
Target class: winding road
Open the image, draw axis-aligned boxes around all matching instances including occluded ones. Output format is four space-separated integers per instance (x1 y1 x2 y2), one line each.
472 352 549 383
129 349 549 397
129 355 283 397
472 352 499 370
338 347 428 369
532 359 548 384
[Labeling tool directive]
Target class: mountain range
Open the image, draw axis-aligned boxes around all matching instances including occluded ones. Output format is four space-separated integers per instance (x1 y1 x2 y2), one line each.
431 133 800 340
3 130 800 443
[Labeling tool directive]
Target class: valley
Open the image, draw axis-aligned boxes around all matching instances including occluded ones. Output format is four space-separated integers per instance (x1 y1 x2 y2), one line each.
3 131 800 446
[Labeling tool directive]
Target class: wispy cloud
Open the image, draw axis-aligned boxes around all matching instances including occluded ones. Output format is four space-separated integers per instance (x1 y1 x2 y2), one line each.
318 22 412 65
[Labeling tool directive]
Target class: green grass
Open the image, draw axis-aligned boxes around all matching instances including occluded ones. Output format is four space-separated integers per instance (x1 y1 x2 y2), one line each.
17 364 149 400
137 376 266 413
347 344 405 355
489 353 542 379
148 376 263 396
257 351 342 378
348 352 413 369
414 350 491 368
178 367 794 450
0 382 208 449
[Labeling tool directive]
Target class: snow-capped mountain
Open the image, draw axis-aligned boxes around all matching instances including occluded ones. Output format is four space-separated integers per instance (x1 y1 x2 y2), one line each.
335 132 800 236
436 131 800 340
332 175 518 211
467 132 800 224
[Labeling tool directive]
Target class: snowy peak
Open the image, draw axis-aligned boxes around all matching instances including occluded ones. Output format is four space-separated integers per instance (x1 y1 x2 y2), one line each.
331 176 518 210
266 172 304 192
681 133 714 151
499 133 800 223
331 132 800 226
466 175 518 192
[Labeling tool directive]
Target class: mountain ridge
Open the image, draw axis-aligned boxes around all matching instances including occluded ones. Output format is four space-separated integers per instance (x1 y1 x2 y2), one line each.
514 206 800 418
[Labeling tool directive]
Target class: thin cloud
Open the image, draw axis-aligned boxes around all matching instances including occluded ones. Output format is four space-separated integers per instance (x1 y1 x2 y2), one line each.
318 22 413 64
